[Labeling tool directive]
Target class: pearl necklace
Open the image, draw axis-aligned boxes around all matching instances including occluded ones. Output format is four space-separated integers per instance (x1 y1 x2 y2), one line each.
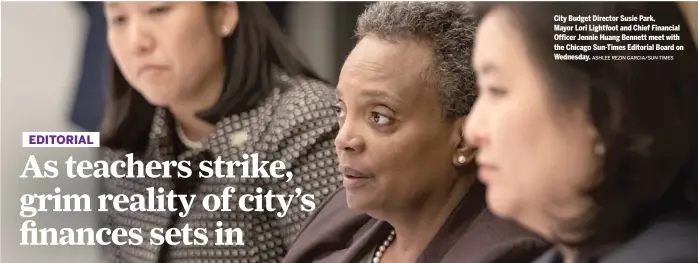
175 123 204 149
372 229 396 263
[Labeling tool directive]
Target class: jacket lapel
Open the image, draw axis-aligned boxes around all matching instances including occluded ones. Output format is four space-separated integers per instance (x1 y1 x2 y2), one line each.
417 182 487 263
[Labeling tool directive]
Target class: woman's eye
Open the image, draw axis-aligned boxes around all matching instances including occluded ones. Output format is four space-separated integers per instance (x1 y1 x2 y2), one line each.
370 112 392 125
149 5 171 15
333 104 346 118
488 87 508 97
111 15 127 25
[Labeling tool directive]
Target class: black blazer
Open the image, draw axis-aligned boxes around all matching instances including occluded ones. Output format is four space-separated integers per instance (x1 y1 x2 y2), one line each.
284 183 551 263
533 212 698 263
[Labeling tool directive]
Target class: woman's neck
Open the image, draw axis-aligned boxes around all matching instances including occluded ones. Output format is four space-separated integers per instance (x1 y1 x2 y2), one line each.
169 65 226 142
556 209 632 263
380 176 475 262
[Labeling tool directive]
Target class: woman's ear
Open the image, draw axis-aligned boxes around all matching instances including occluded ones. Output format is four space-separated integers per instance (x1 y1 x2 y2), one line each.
218 2 239 37
451 116 476 166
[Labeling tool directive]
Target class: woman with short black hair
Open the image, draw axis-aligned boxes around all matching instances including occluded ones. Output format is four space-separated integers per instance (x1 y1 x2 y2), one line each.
284 3 550 263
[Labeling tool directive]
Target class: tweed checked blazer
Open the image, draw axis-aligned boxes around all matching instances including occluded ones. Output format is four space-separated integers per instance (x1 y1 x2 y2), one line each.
101 68 342 263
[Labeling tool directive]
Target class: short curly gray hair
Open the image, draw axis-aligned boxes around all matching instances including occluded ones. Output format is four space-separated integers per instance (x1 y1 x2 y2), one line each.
356 1 477 118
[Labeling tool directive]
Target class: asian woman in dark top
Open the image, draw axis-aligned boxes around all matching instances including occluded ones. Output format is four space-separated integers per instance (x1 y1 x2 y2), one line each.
466 2 698 263
99 2 341 262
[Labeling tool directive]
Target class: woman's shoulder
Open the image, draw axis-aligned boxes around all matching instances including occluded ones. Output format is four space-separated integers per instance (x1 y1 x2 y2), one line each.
293 188 367 237
445 209 551 263
283 188 375 263
262 69 338 144
272 69 336 118
598 211 698 263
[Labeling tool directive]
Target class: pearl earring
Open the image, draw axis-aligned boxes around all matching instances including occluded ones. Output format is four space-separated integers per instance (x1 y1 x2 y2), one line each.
458 155 467 164
221 26 230 36
594 142 606 156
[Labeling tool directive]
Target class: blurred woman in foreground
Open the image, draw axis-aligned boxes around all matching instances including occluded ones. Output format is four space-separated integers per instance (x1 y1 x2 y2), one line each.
283 2 549 263
467 2 698 262
100 2 340 262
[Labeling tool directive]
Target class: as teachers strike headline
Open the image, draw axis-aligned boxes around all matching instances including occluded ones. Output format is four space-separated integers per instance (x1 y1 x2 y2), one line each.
19 152 313 247
21 153 294 182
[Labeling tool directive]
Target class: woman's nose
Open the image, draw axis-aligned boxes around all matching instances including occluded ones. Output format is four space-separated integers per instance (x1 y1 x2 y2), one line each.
127 21 156 56
334 121 365 155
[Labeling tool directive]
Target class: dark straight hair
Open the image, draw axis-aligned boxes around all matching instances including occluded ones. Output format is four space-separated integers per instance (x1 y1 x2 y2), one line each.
100 2 324 153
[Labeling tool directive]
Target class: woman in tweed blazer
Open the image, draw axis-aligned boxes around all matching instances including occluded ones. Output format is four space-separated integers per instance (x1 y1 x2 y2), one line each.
99 2 340 262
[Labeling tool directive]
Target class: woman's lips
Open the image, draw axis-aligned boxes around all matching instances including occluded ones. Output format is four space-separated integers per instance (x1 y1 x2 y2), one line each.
339 165 372 189
476 163 498 183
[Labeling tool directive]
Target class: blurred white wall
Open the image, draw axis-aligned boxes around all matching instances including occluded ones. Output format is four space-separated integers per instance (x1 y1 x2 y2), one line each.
1 2 100 263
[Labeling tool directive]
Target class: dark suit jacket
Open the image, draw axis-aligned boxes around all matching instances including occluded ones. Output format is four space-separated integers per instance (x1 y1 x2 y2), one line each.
283 183 550 263
533 211 698 263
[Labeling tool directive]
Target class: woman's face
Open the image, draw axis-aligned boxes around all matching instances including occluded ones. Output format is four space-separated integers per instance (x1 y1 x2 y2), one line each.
105 2 236 106
466 8 601 241
335 36 465 214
